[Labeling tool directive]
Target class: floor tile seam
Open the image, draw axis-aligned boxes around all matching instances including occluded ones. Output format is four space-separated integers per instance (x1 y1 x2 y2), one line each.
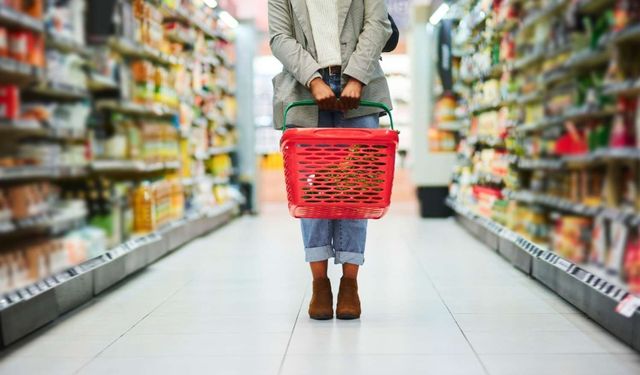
277 282 309 375
480 352 624 357
403 226 491 375
477 353 624 357
72 277 195 374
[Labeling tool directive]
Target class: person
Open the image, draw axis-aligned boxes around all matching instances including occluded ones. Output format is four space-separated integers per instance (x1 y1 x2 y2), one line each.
269 0 393 320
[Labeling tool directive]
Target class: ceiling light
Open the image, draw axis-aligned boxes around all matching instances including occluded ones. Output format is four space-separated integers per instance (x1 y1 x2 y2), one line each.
203 0 218 8
219 11 239 28
429 3 450 25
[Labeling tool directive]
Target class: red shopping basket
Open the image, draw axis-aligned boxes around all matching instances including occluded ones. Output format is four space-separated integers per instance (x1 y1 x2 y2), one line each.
280 100 399 219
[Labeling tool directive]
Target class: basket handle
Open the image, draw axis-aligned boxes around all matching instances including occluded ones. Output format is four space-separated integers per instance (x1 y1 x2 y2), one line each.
283 100 394 131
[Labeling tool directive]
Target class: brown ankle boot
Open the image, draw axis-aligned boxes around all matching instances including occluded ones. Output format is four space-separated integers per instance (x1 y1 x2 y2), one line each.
336 277 361 320
309 278 333 320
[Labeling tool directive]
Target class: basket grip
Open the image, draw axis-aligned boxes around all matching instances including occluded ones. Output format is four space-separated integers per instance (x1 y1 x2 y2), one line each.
311 129 376 138
283 100 394 131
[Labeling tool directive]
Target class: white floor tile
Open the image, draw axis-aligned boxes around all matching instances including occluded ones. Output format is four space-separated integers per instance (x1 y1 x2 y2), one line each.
128 313 296 335
286 326 474 355
563 313 637 354
2 335 115 358
466 330 609 354
454 313 578 332
280 354 486 375
480 353 640 375
98 333 290 357
78 355 282 375
0 356 89 375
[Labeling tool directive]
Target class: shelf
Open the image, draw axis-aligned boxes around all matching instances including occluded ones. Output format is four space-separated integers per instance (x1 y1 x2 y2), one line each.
0 165 88 182
27 81 90 100
208 145 237 156
182 174 232 186
505 190 602 216
435 120 469 132
578 0 616 14
611 24 640 44
160 5 219 41
0 5 44 32
472 172 505 186
603 79 640 97
518 115 564 133
0 119 43 136
0 57 42 84
210 176 231 185
467 135 505 148
518 158 564 170
195 55 220 67
517 91 544 105
0 201 239 346
563 48 610 71
46 32 89 56
447 198 640 352
193 150 209 161
87 74 119 92
91 160 180 174
513 49 546 71
0 165 57 181
166 31 196 46
496 19 518 33
0 208 87 239
517 148 640 170
470 101 501 115
516 106 614 133
505 188 640 223
518 0 569 34
542 68 571 87
0 120 86 141
109 37 182 66
95 100 178 118
563 106 617 122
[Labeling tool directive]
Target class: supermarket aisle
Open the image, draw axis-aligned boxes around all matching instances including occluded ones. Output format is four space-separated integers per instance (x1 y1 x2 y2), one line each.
1 205 640 375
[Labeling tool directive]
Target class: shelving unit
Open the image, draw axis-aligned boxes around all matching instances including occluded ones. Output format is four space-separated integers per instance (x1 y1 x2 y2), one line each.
448 199 640 351
446 0 640 346
0 201 238 346
0 0 240 347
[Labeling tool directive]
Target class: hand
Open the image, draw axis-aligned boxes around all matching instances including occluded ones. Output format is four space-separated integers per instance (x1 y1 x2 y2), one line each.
309 78 339 111
340 78 364 110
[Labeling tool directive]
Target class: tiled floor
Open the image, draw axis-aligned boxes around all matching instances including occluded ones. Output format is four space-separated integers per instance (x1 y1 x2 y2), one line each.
1 204 639 374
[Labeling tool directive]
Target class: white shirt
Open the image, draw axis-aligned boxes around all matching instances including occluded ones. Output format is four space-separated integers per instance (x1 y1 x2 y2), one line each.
305 0 342 68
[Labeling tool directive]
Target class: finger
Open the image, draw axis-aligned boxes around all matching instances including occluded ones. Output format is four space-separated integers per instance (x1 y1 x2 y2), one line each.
321 97 334 111
344 95 357 110
352 98 360 109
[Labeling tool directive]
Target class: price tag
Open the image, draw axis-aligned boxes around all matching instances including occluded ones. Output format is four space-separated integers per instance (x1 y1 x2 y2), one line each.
6 292 21 303
554 258 572 272
110 246 126 258
616 295 640 318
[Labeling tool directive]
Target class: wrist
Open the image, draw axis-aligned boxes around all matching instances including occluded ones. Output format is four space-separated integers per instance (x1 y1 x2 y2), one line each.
309 77 322 87
307 75 323 89
346 77 364 87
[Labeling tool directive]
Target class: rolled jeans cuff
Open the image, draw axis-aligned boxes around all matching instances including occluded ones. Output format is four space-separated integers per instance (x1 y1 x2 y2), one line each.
334 251 365 266
305 245 335 263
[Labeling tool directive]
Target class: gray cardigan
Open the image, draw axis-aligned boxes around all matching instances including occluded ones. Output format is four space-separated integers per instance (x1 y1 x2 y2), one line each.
269 0 393 129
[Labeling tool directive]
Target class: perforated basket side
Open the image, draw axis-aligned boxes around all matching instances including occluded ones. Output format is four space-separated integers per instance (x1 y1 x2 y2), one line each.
281 129 398 219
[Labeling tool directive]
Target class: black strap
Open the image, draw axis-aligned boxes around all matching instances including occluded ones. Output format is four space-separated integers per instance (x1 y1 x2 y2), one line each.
382 14 400 53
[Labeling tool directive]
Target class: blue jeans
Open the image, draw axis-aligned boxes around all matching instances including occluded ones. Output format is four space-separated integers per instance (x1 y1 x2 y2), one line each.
300 70 379 266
